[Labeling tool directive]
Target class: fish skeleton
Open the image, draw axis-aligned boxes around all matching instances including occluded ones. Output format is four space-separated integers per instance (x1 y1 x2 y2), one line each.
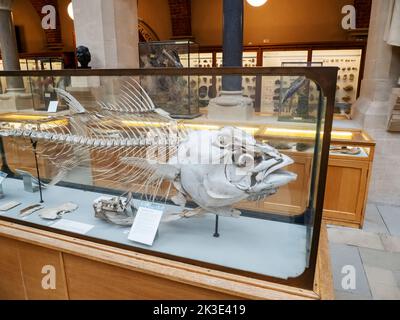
0 78 297 223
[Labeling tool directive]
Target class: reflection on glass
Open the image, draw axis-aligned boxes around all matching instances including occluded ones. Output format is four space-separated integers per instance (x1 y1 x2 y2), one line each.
312 49 362 116
0 71 334 284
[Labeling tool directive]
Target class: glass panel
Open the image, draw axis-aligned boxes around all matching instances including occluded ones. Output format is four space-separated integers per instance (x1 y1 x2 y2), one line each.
27 59 40 70
19 59 28 71
0 70 332 284
196 53 214 107
262 50 309 67
215 52 258 106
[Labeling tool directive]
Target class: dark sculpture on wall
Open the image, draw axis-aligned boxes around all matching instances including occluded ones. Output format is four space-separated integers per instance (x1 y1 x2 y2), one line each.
76 46 91 69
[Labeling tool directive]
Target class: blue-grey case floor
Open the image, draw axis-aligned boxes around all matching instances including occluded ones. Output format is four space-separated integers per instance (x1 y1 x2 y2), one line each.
0 179 308 280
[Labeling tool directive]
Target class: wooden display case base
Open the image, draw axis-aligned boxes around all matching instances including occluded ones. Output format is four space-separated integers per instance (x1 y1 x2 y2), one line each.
0 220 334 300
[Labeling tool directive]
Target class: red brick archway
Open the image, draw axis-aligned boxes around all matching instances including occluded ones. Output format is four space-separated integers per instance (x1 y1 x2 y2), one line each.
354 0 372 29
168 0 192 39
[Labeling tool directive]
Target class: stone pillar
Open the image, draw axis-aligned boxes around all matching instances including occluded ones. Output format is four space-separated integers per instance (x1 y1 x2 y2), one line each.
353 0 400 206
207 0 253 121
222 0 243 92
72 0 139 69
0 0 24 91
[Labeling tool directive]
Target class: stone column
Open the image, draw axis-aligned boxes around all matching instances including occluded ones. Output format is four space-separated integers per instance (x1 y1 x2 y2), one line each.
0 0 24 91
72 0 139 69
221 0 243 92
353 0 400 205
208 0 253 120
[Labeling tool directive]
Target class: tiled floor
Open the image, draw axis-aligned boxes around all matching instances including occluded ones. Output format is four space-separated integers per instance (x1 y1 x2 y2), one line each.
328 203 400 300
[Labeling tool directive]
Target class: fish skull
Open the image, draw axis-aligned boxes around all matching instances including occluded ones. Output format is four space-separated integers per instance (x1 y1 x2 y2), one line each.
176 127 297 210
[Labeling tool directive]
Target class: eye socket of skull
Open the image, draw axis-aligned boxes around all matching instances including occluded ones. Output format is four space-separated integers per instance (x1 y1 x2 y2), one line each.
236 153 254 168
216 134 231 148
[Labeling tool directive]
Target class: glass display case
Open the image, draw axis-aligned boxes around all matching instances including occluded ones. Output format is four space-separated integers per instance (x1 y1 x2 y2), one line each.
0 67 337 289
139 41 200 118
196 43 366 117
0 57 65 72
194 52 259 108
312 49 362 115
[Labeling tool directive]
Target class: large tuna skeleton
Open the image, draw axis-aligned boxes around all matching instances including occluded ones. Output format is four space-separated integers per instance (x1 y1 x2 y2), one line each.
0 78 297 228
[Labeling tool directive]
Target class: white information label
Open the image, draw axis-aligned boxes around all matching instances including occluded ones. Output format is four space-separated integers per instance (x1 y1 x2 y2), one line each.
51 219 94 235
48 101 59 113
128 204 164 246
0 171 7 184
0 201 21 211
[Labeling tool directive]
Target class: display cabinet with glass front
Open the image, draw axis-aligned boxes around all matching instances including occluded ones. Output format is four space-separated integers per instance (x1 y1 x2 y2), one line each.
312 49 363 116
194 52 259 109
139 41 200 118
0 57 65 72
0 67 337 297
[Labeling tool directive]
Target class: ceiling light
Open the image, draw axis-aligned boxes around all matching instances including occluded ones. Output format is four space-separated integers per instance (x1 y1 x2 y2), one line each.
246 0 268 7
67 2 74 20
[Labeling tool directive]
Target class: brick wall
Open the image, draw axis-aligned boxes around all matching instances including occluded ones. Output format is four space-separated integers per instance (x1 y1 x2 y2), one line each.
29 0 63 50
168 0 192 38
354 0 372 29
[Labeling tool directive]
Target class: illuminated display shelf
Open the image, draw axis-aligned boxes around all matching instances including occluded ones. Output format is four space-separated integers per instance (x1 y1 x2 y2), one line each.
0 111 375 230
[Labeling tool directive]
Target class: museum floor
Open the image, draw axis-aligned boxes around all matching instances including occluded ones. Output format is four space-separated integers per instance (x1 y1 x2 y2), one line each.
328 203 400 300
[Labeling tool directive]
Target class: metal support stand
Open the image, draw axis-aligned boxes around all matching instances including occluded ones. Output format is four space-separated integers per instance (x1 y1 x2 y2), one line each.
213 215 220 238
31 139 44 203
222 0 244 91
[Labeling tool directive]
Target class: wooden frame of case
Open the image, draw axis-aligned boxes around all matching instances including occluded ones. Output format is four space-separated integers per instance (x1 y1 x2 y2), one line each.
0 67 337 294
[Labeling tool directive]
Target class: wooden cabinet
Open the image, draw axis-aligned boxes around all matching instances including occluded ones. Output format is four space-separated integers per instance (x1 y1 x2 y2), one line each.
0 113 71 180
0 237 26 300
323 146 375 228
237 152 313 216
0 220 333 300
242 129 375 228
0 237 69 300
